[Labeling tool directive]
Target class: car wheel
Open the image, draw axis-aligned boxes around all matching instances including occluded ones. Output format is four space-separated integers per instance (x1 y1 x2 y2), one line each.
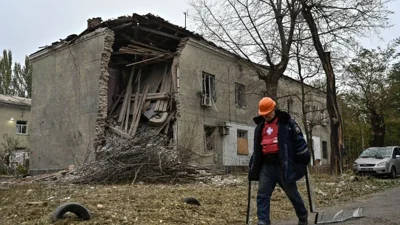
390 167 396 179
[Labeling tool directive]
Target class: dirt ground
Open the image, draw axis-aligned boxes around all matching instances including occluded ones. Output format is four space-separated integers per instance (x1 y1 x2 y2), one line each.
0 173 399 225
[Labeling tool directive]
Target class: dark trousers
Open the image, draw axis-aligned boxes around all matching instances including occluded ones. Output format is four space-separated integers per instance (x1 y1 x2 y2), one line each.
257 162 308 225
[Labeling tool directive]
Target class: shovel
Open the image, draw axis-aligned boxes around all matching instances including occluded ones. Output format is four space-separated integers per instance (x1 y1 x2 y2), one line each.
304 165 365 224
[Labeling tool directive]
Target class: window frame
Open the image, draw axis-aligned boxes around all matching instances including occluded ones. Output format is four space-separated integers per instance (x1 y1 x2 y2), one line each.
16 120 28 135
202 72 216 103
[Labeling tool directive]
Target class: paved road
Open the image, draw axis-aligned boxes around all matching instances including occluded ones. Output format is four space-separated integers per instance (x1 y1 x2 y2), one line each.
275 184 400 225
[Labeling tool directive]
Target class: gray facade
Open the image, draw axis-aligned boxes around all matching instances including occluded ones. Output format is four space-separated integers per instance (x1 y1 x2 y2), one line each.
29 28 114 173
176 39 331 168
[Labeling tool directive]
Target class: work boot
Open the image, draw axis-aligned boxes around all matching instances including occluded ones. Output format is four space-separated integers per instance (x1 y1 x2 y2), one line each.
298 217 308 225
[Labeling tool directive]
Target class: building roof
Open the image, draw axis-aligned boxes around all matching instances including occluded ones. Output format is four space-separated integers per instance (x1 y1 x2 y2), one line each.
0 94 31 108
29 12 322 93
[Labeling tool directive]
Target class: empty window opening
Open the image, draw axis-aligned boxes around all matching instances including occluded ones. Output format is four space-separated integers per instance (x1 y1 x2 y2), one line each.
202 72 216 106
204 126 217 152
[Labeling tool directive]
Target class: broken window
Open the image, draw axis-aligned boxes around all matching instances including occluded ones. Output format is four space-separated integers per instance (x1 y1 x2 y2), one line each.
237 130 248 155
322 141 328 159
235 83 246 108
16 121 28 135
204 126 217 152
202 72 216 106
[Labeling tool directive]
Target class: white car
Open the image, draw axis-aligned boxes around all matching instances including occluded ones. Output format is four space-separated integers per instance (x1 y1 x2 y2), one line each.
353 146 400 179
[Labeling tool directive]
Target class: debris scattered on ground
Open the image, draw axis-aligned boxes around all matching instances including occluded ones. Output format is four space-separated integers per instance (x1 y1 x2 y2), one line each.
1 173 399 225
208 175 244 186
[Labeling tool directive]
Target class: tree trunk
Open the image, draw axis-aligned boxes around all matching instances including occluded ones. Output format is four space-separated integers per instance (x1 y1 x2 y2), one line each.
370 113 385 147
301 4 343 174
259 70 281 100
308 130 315 164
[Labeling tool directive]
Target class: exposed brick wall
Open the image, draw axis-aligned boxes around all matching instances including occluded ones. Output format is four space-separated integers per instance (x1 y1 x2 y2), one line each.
94 29 115 151
171 38 188 149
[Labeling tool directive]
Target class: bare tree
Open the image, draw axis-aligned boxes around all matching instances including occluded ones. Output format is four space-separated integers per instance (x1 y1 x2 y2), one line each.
299 0 392 174
188 0 302 99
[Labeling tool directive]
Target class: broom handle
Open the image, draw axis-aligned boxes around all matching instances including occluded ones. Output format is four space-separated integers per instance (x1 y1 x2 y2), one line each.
246 180 251 224
305 165 315 213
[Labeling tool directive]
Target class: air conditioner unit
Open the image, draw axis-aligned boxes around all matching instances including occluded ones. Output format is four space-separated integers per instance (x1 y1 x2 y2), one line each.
218 125 230 135
201 96 213 107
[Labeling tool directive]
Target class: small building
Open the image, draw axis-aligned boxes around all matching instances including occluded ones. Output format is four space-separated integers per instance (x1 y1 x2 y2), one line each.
0 94 31 167
29 13 330 174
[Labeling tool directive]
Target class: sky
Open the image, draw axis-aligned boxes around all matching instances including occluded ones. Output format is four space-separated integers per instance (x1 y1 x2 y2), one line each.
0 0 399 65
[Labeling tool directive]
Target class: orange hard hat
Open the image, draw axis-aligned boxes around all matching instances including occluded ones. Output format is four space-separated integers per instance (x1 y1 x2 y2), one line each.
258 97 276 115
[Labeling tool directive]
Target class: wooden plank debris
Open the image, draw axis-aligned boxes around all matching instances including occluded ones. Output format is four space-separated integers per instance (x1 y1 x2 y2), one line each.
107 125 130 139
126 54 171 67
124 89 132 132
118 33 169 53
128 92 169 101
129 85 149 136
130 69 142 133
118 67 135 123
155 69 172 112
106 35 177 139
156 111 176 135
109 88 126 117
132 25 181 40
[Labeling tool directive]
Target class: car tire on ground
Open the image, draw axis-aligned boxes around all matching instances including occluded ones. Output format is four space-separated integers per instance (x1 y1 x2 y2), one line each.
50 202 91 222
183 197 201 206
390 167 396 179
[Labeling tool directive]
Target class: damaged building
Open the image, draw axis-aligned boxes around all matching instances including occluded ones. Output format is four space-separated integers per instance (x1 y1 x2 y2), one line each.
28 13 331 174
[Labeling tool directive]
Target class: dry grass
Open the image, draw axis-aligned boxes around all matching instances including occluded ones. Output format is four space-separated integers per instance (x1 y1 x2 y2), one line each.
0 173 399 225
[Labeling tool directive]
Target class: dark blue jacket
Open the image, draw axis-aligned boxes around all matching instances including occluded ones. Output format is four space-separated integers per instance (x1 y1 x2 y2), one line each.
248 110 310 183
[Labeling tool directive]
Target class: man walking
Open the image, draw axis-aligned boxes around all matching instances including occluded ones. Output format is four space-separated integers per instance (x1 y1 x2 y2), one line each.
249 97 311 225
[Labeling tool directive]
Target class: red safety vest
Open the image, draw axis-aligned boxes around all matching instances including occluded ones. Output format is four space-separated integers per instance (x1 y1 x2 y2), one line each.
261 117 279 154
